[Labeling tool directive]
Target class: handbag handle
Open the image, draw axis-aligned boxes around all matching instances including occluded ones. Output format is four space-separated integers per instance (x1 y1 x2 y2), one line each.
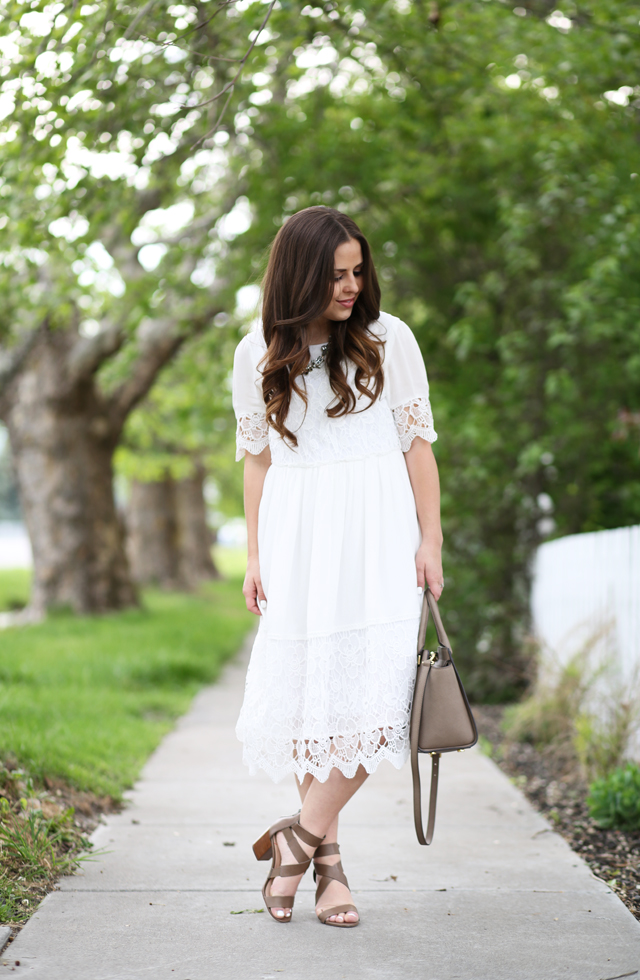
417 586 452 655
412 587 446 845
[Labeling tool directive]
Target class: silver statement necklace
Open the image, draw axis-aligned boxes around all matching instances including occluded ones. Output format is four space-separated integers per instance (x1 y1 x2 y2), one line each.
303 341 330 375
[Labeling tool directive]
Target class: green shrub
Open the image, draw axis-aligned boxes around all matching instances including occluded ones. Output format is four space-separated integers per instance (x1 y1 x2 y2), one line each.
502 651 593 751
501 629 640 783
575 699 638 782
587 763 640 830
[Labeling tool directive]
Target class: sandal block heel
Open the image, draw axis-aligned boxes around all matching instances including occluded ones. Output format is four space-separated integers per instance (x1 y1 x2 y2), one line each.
253 810 301 862
252 831 273 862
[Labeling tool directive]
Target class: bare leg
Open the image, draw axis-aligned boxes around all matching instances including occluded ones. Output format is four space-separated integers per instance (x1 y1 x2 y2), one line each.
268 767 368 923
296 774 338 842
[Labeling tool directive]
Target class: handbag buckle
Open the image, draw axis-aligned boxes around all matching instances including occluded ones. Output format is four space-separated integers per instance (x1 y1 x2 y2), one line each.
417 650 438 666
418 650 438 667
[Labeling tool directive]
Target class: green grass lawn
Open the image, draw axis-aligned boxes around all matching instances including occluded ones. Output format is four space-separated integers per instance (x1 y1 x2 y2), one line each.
0 548 247 614
213 545 247 581
0 568 31 613
0 576 253 799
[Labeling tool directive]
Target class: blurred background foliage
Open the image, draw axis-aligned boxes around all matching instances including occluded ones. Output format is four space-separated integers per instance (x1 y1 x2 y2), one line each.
216 0 640 698
0 0 639 697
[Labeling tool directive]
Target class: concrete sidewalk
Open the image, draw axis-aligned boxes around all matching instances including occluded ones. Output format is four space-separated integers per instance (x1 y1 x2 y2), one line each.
3 637 640 980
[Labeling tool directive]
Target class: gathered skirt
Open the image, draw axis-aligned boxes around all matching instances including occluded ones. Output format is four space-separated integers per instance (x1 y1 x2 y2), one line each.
236 448 422 783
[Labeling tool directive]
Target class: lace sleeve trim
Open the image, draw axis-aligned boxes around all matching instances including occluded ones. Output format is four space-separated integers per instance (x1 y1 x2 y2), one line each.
236 413 269 461
393 398 437 452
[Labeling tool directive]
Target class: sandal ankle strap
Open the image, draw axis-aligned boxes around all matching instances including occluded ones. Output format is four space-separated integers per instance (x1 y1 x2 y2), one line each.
279 822 324 867
294 822 325 849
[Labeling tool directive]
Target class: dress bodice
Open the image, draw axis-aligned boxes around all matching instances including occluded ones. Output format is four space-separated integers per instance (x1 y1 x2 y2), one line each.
268 358 401 467
232 311 437 464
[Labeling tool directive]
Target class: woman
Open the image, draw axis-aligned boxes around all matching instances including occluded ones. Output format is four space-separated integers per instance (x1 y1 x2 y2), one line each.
232 206 443 928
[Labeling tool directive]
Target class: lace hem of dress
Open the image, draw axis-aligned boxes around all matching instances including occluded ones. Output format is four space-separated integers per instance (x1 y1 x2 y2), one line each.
236 413 269 461
242 736 410 784
393 397 437 452
236 617 417 783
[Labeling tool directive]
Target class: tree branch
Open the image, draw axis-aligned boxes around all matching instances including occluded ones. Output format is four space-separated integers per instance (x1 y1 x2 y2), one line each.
0 324 45 406
192 0 277 148
107 307 221 433
67 321 125 383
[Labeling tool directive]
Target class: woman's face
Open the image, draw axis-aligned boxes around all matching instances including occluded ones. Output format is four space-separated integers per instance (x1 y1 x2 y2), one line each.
323 238 363 321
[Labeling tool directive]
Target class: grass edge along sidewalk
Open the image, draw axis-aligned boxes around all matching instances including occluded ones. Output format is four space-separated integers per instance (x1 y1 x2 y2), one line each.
0 571 253 932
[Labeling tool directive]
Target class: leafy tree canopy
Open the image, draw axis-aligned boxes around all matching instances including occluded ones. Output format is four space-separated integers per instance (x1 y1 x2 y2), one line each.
1 0 639 691
211 0 640 696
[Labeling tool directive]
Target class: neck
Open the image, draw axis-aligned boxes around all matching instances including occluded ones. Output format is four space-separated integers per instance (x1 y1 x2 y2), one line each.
306 316 330 346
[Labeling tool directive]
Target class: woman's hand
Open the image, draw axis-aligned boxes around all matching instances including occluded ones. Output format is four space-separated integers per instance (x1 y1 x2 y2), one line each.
415 540 444 602
243 555 267 616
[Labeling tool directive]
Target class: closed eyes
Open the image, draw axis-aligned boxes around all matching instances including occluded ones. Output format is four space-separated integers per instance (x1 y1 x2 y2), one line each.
334 267 363 282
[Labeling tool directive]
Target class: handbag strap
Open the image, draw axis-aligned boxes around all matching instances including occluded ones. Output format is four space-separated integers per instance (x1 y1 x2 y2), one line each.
410 655 440 845
417 587 452 654
411 588 447 846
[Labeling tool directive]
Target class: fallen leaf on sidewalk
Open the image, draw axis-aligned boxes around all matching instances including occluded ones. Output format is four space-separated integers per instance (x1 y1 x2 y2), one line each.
230 908 264 914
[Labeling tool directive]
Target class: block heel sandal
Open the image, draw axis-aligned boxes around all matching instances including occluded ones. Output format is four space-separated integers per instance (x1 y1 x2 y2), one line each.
253 814 324 923
313 843 359 927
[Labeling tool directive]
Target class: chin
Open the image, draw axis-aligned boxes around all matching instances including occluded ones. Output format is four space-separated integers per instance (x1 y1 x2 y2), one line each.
332 306 354 320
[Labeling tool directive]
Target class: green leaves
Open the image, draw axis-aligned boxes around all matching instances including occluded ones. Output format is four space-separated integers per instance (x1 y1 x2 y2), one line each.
588 764 640 831
2 0 639 693
219 0 640 697
0 0 273 350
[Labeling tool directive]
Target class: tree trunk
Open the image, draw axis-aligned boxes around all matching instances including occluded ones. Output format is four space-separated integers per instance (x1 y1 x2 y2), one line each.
1 330 137 614
127 477 181 589
127 466 220 590
175 466 220 587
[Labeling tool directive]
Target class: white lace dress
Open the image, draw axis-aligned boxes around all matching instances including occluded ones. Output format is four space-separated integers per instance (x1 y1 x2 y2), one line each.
232 311 437 783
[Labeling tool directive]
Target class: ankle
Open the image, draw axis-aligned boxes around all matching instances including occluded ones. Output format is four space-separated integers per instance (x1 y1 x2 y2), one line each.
277 829 314 862
295 818 326 851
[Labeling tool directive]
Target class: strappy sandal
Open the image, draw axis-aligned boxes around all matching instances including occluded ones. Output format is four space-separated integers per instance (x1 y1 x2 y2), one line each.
253 813 325 923
313 842 359 927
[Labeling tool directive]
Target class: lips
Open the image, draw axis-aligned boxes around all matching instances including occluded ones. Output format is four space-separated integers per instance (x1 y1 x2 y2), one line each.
337 298 355 307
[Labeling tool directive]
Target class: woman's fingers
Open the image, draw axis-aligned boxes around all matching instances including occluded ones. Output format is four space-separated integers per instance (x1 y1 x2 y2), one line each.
242 577 259 615
243 591 260 616
416 556 444 601
419 570 443 600
425 561 443 600
242 571 267 616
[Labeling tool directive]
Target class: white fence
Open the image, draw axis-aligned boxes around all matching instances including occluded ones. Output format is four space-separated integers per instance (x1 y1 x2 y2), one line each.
531 524 640 684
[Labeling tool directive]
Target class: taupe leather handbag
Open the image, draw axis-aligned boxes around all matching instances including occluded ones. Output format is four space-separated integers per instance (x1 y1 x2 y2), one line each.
410 588 478 845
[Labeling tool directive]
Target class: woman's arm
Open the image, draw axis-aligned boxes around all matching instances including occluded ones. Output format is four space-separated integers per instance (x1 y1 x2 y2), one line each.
242 445 272 615
404 438 444 601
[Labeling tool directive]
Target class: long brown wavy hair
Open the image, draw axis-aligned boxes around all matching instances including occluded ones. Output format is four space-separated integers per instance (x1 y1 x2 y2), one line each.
260 206 384 447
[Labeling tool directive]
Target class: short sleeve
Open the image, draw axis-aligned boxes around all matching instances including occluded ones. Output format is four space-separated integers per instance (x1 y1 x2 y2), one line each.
382 314 437 451
232 333 269 461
